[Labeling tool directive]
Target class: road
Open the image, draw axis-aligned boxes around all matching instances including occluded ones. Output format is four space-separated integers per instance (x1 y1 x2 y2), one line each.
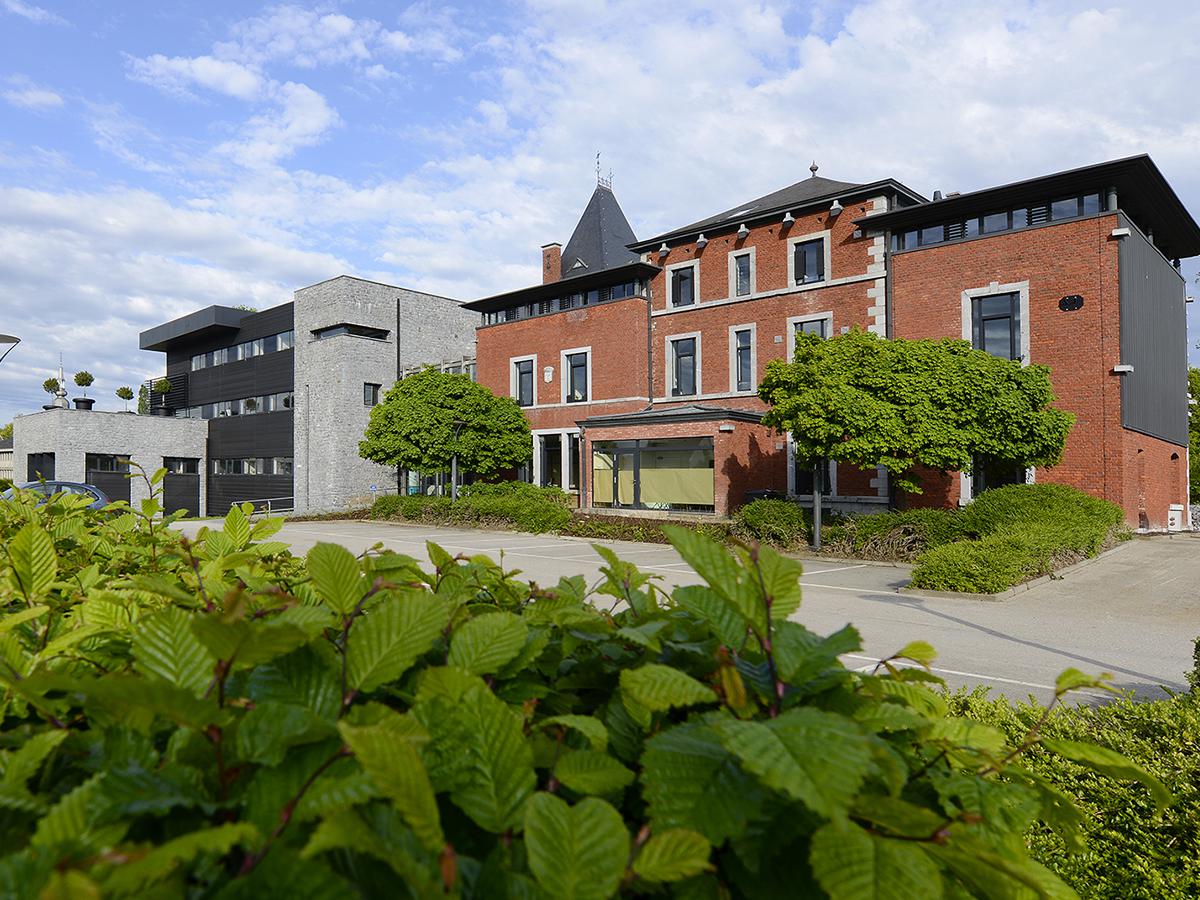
176 518 1200 704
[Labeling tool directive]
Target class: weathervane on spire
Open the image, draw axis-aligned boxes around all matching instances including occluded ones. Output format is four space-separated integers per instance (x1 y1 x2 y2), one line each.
596 151 612 189
810 161 819 178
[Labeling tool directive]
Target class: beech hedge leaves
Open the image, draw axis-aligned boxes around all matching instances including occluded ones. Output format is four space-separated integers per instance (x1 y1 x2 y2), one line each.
0 477 1170 899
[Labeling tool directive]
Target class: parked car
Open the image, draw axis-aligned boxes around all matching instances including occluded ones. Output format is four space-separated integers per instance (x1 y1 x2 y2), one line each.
1 481 112 511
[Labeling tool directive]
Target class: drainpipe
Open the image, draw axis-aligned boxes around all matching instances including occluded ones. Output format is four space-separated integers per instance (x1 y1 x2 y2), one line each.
646 290 654 408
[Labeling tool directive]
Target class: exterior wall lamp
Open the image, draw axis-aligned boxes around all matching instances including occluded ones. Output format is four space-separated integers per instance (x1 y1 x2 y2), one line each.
658 243 669 259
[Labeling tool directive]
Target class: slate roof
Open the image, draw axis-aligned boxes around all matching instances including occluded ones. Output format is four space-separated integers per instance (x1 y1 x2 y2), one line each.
559 184 640 279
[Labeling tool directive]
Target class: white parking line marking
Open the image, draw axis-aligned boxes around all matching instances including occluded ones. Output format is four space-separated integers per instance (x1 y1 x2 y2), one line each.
842 654 1111 698
805 564 867 576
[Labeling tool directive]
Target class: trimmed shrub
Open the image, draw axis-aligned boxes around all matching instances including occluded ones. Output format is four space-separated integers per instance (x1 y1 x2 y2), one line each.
372 485 571 534
732 498 808 546
911 484 1128 593
822 508 964 561
563 513 734 545
949 688 1200 899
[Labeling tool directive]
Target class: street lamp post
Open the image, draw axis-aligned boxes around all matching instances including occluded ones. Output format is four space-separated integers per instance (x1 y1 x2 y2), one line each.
0 334 19 367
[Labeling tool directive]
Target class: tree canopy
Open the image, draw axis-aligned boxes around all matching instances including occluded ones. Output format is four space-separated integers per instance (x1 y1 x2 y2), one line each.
360 367 532 476
758 329 1073 494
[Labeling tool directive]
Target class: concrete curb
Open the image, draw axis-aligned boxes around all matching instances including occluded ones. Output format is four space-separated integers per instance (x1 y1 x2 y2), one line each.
896 539 1138 602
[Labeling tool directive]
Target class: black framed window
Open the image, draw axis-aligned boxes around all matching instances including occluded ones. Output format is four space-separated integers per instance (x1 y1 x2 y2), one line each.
163 457 198 475
364 383 381 406
734 329 753 391
971 455 1025 496
567 434 580 491
793 458 834 495
514 360 534 407
566 352 588 403
85 454 130 473
671 266 695 307
972 293 1020 360
671 337 697 396
734 254 751 296
540 434 562 488
793 239 825 284
26 453 54 481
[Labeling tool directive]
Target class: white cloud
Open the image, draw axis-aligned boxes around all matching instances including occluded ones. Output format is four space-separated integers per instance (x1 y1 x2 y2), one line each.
2 76 63 109
127 54 264 101
216 81 341 168
1 0 66 26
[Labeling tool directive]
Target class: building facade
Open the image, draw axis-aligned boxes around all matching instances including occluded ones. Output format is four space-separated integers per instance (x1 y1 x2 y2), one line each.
468 156 1198 529
139 275 477 515
11 408 208 513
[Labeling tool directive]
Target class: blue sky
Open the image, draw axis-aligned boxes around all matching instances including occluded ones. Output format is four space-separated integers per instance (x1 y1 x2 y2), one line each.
2 0 1199 422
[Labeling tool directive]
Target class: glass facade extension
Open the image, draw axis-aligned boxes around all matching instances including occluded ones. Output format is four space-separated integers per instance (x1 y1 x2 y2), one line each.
591 438 715 513
191 330 294 371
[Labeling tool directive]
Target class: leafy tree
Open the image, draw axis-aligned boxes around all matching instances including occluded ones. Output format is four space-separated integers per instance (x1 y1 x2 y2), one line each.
137 383 149 415
0 421 11 441
115 385 134 412
41 377 60 396
759 329 1074 494
73 370 94 397
360 366 532 477
0 480 1169 897
152 376 172 396
1189 367 1200 502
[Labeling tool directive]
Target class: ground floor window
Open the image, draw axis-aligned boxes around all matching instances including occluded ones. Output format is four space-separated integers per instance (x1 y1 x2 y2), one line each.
163 457 199 475
86 453 130 473
27 453 55 481
591 437 714 513
971 456 1026 496
534 431 581 493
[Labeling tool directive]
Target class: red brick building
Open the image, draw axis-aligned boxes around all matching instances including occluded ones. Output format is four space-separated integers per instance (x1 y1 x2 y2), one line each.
466 157 1199 529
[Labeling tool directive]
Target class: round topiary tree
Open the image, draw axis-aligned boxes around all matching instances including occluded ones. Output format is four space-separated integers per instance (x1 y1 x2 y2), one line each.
42 377 60 396
153 377 172 397
115 385 134 412
73 371 94 397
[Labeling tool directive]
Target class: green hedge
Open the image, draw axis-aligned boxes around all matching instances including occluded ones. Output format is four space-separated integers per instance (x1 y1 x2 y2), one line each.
950 688 1200 899
563 513 733 545
910 484 1127 593
732 499 808 547
822 507 964 561
372 484 571 534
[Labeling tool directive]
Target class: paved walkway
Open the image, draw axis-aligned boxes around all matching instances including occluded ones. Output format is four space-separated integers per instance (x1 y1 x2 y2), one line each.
176 520 1200 704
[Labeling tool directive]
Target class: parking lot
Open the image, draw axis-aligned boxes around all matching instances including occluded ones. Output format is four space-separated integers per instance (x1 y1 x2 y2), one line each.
176 518 1200 704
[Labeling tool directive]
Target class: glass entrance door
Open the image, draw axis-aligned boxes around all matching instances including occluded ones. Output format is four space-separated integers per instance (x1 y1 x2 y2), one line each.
614 450 636 508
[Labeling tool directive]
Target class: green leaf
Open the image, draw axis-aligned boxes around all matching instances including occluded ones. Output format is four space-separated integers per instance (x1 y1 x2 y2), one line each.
339 712 444 852
8 522 56 601
223 502 251 549
620 664 716 716
749 545 804 621
641 722 765 845
347 590 451 692
539 715 609 751
923 718 1007 755
415 672 536 833
672 585 748 650
774 622 860 683
524 793 630 900
714 708 873 817
1053 668 1114 695
302 809 442 899
809 821 944 900
554 750 635 796
191 614 312 671
306 543 365 615
0 605 49 634
894 640 937 667
133 606 216 695
928 839 1079 900
247 646 342 721
632 828 712 883
2 729 68 789
102 823 258 896
663 527 763 633
1039 738 1172 810
235 701 336 766
448 611 528 674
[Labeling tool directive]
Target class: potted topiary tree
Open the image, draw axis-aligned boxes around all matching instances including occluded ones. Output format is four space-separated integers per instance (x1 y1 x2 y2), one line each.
73 371 95 410
42 377 61 410
152 377 173 416
116 386 134 413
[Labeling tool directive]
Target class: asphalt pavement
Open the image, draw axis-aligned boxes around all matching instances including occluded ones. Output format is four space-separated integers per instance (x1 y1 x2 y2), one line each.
175 518 1200 704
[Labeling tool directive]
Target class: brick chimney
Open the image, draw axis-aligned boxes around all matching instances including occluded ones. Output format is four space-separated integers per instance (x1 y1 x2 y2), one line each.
541 243 561 284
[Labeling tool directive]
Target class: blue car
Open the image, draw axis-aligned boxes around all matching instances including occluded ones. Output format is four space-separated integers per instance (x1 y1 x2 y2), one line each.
1 481 112 511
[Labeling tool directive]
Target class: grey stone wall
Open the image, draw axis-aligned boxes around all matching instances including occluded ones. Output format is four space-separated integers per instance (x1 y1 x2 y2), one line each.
11 408 209 513
292 276 476 513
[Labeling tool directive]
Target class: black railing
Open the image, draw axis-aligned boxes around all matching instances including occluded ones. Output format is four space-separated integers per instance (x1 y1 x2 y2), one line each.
143 372 189 415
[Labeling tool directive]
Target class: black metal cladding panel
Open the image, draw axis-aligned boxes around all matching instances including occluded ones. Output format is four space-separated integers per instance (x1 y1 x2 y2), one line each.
208 411 294 458
162 474 200 516
1118 213 1188 446
163 302 295 370
207 474 293 516
88 471 131 504
185 350 294 405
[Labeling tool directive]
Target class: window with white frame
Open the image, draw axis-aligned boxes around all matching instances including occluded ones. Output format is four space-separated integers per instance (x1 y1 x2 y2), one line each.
787 232 829 287
564 350 589 403
731 326 755 392
786 313 832 361
512 357 535 407
668 262 697 307
670 336 698 396
730 249 754 298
